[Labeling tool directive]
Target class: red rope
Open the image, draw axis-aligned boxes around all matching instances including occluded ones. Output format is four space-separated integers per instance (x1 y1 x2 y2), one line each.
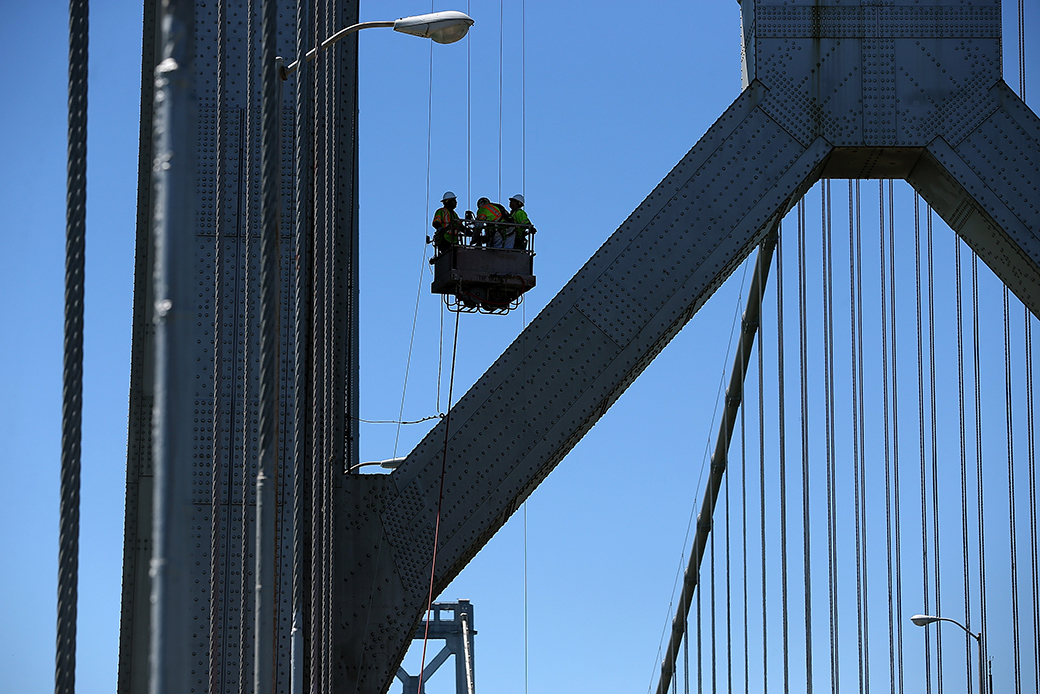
416 309 461 693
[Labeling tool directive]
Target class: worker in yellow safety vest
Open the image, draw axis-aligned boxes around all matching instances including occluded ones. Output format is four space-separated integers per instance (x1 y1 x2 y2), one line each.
474 196 505 247
505 193 534 249
431 191 462 253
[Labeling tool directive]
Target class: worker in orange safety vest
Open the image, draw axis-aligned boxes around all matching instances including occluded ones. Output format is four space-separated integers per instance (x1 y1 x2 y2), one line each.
475 196 509 247
431 191 462 253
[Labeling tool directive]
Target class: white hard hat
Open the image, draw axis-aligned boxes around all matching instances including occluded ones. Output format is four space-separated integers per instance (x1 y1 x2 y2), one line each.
509 193 525 205
442 191 457 202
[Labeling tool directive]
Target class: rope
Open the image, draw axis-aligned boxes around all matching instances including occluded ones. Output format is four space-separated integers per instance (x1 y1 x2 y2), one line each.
1004 285 1023 692
775 222 791 694
394 21 436 459
416 310 462 694
58 2 88 692
796 198 813 694
498 0 504 201
362 415 441 425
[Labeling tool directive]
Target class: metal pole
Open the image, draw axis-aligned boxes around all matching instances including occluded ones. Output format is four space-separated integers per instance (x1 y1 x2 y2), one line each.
255 0 283 691
655 227 779 694
149 1 197 693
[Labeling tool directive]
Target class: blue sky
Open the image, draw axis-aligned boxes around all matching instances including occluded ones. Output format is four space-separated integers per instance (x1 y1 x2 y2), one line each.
1 1 1038 693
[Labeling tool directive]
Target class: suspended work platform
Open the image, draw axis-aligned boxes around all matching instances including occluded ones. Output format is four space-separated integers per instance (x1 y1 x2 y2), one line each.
430 221 536 313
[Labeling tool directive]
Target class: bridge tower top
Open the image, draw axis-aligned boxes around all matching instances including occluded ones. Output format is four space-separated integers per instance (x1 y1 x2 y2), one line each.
739 0 1004 156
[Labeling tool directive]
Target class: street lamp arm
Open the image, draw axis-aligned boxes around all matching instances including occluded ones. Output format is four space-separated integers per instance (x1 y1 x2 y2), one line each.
933 616 980 641
282 20 394 79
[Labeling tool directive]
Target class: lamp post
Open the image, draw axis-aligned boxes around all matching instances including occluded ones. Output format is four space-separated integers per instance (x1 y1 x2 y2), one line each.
910 614 988 694
255 10 473 694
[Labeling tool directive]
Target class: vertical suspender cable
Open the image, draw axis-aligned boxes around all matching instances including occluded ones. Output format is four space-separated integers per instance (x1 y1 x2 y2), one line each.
955 238 974 693
725 431 733 692
888 180 905 694
740 343 749 694
926 208 945 694
255 0 284 691
239 2 258 687
796 198 813 694
210 0 229 687
776 222 792 694
914 195 933 694
972 255 988 685
697 570 703 694
1004 285 1022 692
879 182 897 694
1018 2 1039 684
710 530 717 694
852 179 870 694
1026 296 1040 683
822 181 839 694
759 239 769 694
290 0 315 690
58 3 88 693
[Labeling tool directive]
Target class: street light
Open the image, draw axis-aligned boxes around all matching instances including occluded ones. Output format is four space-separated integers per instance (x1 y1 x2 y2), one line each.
256 12 473 694
281 10 475 79
910 614 988 694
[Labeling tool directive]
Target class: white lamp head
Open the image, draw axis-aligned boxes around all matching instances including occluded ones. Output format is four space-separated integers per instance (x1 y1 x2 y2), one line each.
911 614 940 627
394 11 474 44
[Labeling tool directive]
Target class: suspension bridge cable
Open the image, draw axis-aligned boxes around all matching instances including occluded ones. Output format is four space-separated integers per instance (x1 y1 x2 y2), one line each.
914 194 934 694
710 528 717 694
58 3 88 693
759 239 769 694
972 254 988 685
822 181 840 694
1026 299 1040 684
926 207 945 694
239 2 258 687
210 0 230 688
852 179 870 694
776 222 792 694
888 179 906 694
878 181 897 694
955 236 974 693
741 344 750 694
796 198 814 694
725 426 733 693
416 310 462 694
1004 284 1023 692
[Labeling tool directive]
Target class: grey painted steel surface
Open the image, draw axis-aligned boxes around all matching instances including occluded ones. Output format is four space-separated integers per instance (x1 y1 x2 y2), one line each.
117 1 360 692
117 1 1040 693
149 1 200 692
340 1 1040 692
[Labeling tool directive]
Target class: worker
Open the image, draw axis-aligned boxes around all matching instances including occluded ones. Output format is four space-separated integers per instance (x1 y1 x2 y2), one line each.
474 196 505 247
431 191 462 253
505 193 534 249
